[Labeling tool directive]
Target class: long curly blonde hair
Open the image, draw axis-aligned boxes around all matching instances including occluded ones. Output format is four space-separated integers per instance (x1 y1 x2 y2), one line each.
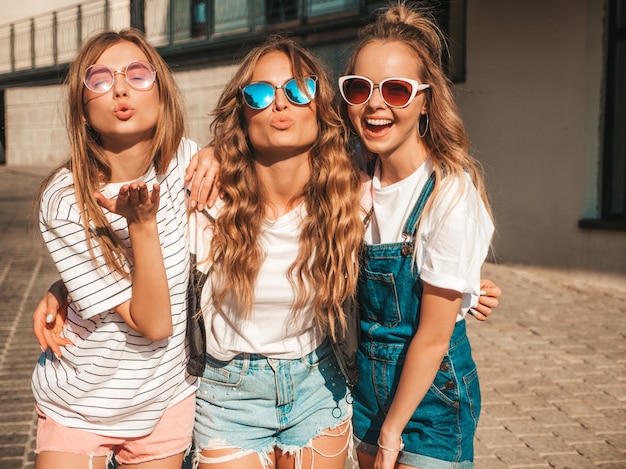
209 36 364 340
343 1 493 220
35 29 185 278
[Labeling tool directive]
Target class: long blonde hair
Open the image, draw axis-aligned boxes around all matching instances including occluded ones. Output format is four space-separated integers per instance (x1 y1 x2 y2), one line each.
35 29 185 278
209 36 363 339
343 1 492 220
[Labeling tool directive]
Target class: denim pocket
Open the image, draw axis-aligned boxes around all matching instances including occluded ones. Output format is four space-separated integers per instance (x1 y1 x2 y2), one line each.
201 354 247 387
463 366 481 428
359 269 401 328
302 340 335 369
429 356 461 408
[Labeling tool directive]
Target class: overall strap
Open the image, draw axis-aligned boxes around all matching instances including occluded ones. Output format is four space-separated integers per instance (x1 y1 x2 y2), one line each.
403 171 436 236
362 156 378 230
399 171 436 256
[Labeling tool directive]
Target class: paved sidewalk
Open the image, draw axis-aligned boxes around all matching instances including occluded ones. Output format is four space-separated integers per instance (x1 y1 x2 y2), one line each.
1 165 625 468
0 166 61 469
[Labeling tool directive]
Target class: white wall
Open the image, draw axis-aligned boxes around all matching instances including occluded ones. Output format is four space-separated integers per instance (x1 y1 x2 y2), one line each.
455 0 625 273
176 64 238 147
5 85 67 165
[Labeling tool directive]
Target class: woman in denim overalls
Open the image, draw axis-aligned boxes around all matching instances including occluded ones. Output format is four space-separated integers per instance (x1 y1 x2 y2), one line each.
338 3 495 468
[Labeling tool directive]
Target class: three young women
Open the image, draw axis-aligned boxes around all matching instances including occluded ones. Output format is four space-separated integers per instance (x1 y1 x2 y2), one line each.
32 5 500 467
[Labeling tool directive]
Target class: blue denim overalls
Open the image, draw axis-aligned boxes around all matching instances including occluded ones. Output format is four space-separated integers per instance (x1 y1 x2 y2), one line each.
352 172 480 468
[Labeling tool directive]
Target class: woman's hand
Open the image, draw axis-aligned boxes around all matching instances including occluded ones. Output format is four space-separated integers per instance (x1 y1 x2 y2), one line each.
374 437 404 469
94 182 160 223
469 278 502 320
185 145 221 211
32 280 72 357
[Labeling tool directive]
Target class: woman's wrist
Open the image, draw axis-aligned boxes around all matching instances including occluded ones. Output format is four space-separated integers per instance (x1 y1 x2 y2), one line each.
377 436 404 452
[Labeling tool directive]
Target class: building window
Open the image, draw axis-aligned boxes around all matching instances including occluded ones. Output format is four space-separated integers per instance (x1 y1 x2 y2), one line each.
603 0 626 221
266 0 298 24
436 0 466 83
0 90 5 165
191 0 209 37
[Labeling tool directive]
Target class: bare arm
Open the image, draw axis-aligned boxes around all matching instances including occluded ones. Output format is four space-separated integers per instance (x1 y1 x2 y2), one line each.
94 182 171 341
374 283 461 469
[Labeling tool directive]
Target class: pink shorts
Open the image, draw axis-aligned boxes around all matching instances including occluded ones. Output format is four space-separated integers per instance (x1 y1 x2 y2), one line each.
36 394 195 465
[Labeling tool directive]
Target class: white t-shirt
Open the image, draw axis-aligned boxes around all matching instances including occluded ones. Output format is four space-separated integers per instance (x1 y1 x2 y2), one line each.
32 138 199 437
364 158 494 320
189 202 323 361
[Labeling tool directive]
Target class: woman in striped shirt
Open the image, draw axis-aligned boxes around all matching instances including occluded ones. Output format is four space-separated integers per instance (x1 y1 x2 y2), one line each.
31 29 199 469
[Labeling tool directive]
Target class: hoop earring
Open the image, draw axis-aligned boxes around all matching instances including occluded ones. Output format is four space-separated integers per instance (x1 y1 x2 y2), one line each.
418 113 429 138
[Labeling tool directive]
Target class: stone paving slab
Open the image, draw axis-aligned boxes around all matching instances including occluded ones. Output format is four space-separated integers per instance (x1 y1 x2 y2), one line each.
1 165 625 468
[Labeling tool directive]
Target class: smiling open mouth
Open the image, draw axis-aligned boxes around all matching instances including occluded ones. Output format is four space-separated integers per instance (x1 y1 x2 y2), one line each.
366 118 393 133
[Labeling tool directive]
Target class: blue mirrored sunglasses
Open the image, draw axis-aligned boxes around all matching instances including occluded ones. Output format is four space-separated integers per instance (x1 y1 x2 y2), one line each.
241 76 317 110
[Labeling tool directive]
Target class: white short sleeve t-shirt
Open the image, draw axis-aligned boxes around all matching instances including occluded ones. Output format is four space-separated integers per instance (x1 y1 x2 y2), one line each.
189 202 323 362
32 138 199 437
364 158 494 320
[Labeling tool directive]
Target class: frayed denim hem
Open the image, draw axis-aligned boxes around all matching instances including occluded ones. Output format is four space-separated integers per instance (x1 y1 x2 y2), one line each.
194 419 352 469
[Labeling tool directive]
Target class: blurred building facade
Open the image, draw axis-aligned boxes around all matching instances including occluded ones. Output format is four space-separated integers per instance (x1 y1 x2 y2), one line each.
0 0 624 275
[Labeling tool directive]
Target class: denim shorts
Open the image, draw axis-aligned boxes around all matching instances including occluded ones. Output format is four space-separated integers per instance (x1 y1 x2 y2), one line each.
353 321 480 468
194 338 351 460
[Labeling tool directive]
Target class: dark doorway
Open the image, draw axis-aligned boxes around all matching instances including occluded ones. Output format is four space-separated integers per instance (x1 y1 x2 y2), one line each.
0 90 5 165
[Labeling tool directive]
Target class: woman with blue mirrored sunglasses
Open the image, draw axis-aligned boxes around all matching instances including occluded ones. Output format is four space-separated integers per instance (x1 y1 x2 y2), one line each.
189 36 363 469
241 76 317 110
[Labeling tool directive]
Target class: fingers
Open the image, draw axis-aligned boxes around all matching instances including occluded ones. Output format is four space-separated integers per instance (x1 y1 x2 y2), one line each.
33 282 74 357
150 183 161 205
43 329 65 358
472 278 502 322
45 301 73 358
111 183 148 204
98 182 161 222
482 286 502 300
95 182 159 215
479 278 502 298
126 182 149 204
190 168 220 211
33 301 72 358
187 170 202 210
33 296 51 352
468 308 488 321
477 288 499 311
207 180 222 209
470 293 499 320
124 183 160 208
479 295 499 309
93 187 127 212
184 151 199 183
188 146 220 210
43 327 73 358
93 190 111 210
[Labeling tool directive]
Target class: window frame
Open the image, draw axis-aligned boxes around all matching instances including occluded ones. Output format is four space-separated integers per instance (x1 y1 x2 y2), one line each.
580 0 626 230
602 0 626 220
